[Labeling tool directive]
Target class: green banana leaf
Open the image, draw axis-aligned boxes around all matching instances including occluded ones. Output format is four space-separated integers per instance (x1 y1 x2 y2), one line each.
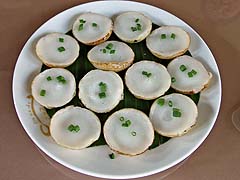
41 24 200 150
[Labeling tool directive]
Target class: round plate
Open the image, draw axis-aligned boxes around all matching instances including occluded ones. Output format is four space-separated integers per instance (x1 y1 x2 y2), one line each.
12 1 221 179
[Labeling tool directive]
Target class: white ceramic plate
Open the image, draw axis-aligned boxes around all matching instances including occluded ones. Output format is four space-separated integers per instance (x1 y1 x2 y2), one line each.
12 1 221 179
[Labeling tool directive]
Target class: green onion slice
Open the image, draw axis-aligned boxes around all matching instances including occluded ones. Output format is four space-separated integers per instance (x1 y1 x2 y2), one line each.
67 124 80 132
171 77 176 83
131 27 137 32
57 46 65 52
78 23 84 31
119 117 125 122
180 65 187 72
168 100 173 107
106 43 113 50
122 120 131 127
157 98 165 106
56 76 66 84
142 71 152 78
171 33 176 39
173 108 182 117
110 49 116 54
59 38 64 42
40 89 46 96
109 153 115 159
136 23 142 30
131 131 137 136
191 69 197 75
98 92 106 99
161 34 166 39
46 76 52 81
99 82 107 92
79 19 86 23
92 22 98 27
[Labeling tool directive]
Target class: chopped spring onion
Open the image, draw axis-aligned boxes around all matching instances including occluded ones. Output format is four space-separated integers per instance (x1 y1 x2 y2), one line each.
136 23 142 30
57 46 65 52
142 71 152 78
131 131 137 136
110 49 116 54
131 27 137 32
92 22 98 27
56 76 66 84
40 89 46 96
188 72 193 77
191 69 197 75
79 19 86 23
122 119 131 127
157 98 165 106
59 38 64 42
168 100 173 107
99 82 107 92
171 33 176 39
180 65 187 72
173 108 182 117
46 76 52 81
161 34 166 39
98 92 106 99
119 116 125 122
68 124 80 132
188 69 197 77
78 23 84 31
109 153 115 159
171 77 176 83
106 43 113 50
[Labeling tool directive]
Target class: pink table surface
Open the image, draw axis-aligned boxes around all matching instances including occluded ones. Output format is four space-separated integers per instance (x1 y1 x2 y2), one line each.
1 0 240 179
